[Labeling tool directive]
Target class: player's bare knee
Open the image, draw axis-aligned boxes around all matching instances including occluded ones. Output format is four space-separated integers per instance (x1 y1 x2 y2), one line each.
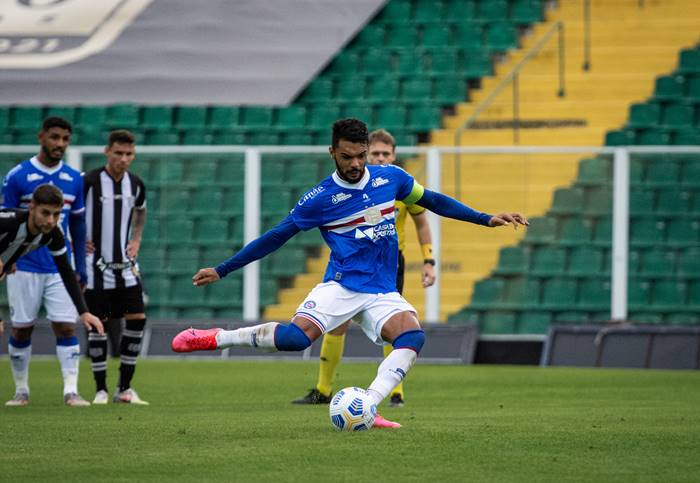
381 311 421 343
11 326 33 341
51 322 75 338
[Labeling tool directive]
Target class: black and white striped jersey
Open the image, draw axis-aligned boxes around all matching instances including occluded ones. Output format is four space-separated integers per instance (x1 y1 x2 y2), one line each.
0 209 67 273
84 168 146 290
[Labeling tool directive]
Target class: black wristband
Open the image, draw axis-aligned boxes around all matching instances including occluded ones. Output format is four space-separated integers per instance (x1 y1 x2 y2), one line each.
423 258 436 266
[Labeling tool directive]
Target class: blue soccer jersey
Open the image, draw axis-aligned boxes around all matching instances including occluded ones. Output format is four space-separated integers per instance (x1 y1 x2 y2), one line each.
291 164 423 294
1 156 85 273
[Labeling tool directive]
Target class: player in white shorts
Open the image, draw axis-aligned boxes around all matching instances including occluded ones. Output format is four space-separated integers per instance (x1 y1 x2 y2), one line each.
171 118 528 428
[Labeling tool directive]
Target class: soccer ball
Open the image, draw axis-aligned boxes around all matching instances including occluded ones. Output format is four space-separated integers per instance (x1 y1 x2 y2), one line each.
329 387 377 431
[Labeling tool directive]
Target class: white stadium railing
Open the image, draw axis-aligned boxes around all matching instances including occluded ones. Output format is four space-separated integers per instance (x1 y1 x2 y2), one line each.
1 144 698 323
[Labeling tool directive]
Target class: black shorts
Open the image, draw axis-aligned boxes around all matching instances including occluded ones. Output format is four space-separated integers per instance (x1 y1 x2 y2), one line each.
396 250 406 295
85 284 145 320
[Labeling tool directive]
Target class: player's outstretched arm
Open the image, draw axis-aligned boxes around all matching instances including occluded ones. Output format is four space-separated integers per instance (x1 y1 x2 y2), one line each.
195 214 301 285
415 189 529 229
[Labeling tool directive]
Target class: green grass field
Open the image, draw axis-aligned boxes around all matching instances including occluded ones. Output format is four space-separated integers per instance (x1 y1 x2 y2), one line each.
1 358 699 482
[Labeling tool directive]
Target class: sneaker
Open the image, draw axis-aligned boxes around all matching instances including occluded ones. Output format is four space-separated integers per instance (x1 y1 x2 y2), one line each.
373 413 402 429
93 390 109 405
113 388 150 405
171 327 222 353
389 394 405 407
64 393 91 407
5 392 29 407
292 388 332 405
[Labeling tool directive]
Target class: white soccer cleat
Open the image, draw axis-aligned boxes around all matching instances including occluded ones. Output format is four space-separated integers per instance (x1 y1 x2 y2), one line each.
113 388 150 405
5 392 29 407
93 390 109 405
64 393 91 407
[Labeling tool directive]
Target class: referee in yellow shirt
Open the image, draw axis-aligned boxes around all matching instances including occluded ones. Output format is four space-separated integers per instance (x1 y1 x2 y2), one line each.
292 129 436 407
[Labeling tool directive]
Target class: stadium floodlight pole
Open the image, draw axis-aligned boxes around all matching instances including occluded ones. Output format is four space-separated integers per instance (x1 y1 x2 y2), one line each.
611 148 630 321
425 148 441 323
243 147 261 322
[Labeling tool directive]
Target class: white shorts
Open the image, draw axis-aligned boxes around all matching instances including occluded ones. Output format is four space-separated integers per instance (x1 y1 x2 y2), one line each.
6 271 79 326
294 281 417 345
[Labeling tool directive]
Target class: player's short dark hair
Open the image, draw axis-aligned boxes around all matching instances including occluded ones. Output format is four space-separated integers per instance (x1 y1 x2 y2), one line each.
32 184 64 207
108 129 136 147
42 117 72 133
332 118 368 147
369 129 396 150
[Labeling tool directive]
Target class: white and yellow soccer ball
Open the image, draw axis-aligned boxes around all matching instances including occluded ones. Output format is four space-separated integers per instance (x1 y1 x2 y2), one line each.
329 387 377 431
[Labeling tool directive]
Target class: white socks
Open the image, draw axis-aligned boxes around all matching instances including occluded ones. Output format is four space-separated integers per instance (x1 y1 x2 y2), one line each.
8 340 31 395
216 322 279 351
367 348 417 406
56 338 80 395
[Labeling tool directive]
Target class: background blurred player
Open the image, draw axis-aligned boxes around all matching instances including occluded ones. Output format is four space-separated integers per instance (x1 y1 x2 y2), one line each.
171 118 528 428
1 184 103 406
83 129 149 405
293 128 435 407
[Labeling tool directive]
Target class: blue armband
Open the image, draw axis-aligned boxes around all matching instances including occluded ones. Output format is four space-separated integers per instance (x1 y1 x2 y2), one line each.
215 215 301 278
415 189 492 227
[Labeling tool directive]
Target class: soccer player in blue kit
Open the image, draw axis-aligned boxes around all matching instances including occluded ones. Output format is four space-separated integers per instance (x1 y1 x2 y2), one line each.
2 117 91 406
172 118 528 427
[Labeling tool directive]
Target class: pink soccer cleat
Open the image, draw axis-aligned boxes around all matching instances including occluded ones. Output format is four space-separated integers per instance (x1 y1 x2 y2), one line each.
373 413 402 429
171 328 222 353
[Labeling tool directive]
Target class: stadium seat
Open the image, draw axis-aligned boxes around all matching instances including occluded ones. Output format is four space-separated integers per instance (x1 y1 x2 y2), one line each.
0 106 12 128
141 106 173 129
639 248 675 277
45 106 75 123
170 277 205 305
298 80 333 102
429 51 459 74
677 247 700 278
385 24 418 47
145 129 179 145
485 22 517 52
660 102 695 128
191 188 223 213
665 219 700 247
434 77 468 103
604 129 635 146
408 104 441 131
470 278 505 308
326 51 360 75
11 106 43 130
421 24 451 47
504 277 541 307
196 216 229 243
674 130 700 145
584 187 612 216
165 246 200 274
208 106 240 128
261 159 286 184
106 104 139 128
481 311 517 334
375 105 407 130
522 217 557 244
76 106 107 128
686 74 700 100
517 311 551 334
174 106 207 129
454 24 483 49
629 188 655 216
308 105 341 130
576 157 611 186
645 158 680 186
628 279 652 309
554 311 590 324
395 49 425 75
549 187 585 215
341 102 374 124
678 48 700 74
511 0 544 25
494 246 529 275
651 280 686 309
363 49 393 75
162 219 195 243
655 189 690 215
630 219 665 246
578 278 611 310
335 79 366 101
443 0 476 19
261 188 293 215
351 24 385 47
542 278 577 310
463 52 492 78
248 131 280 145
654 75 685 101
375 0 411 22
666 313 699 325
478 0 508 21
367 77 401 102
568 247 604 276
241 107 274 128
206 276 243 306
558 217 593 246
180 128 213 145
628 103 660 129
531 247 567 276
635 129 671 146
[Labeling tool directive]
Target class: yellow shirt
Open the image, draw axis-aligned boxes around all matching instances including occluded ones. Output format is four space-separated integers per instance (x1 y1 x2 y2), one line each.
395 200 426 252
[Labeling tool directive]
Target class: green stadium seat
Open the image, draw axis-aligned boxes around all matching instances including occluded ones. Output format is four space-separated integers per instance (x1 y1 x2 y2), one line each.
141 106 173 129
511 0 544 25
367 77 400 102
666 313 699 325
180 128 214 145
678 247 700 278
335 79 366 100
654 75 685 101
11 106 43 129
351 24 385 47
261 188 293 215
395 49 425 75
645 158 679 186
212 130 246 145
170 277 205 304
531 247 567 276
219 159 245 184
549 187 585 214
408 104 441 131
142 214 160 241
665 219 700 247
191 188 223 213
241 107 273 128
554 311 590 324
414 0 444 21
402 78 432 100
542 278 577 310
651 280 686 308
375 0 411 22
260 278 278 306
74 128 104 146
158 186 190 212
635 129 671 145
504 277 540 307
481 311 517 334
674 129 700 145
326 51 360 75
0 132 13 144
152 158 185 184
208 106 240 128
375 105 407 130
640 248 675 277
454 24 483 49
13 130 38 145
186 161 219 184
207 276 243 306
138 246 164 274
106 104 139 128
494 246 529 275
174 106 207 129
386 24 418 47
264 247 307 276
261 159 286 184
429 51 459 74
522 216 557 244
308 105 341 130
630 157 646 184
469 278 505 308
686 74 700 100
584 187 612 216
568 247 604 276
678 48 700 74
363 49 393 75
340 102 374 124
478 0 508 21
628 279 651 309
144 278 169 305
518 311 551 334
627 103 660 128
165 246 200 273
195 216 229 243
248 131 279 145
660 102 695 128
689 280 700 310
298 80 333 102
443 0 476 19
629 188 655 216
275 106 307 128
45 106 76 122
576 157 611 186
434 77 467 103
485 22 517 52
656 189 690 215
630 219 665 247
421 24 451 46
628 312 663 325
578 278 611 310
463 52 492 78
76 106 107 128
145 129 179 145
281 130 314 146
162 218 195 243
0 107 10 128
559 217 593 246
604 129 634 146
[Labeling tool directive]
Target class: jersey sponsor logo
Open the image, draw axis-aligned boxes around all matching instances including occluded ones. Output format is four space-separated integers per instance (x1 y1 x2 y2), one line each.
362 193 370 201
303 300 316 309
27 173 44 182
58 172 74 182
331 192 352 204
0 211 16 218
353 222 396 242
364 207 382 225
371 177 390 188
297 186 324 206
0 0 153 69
